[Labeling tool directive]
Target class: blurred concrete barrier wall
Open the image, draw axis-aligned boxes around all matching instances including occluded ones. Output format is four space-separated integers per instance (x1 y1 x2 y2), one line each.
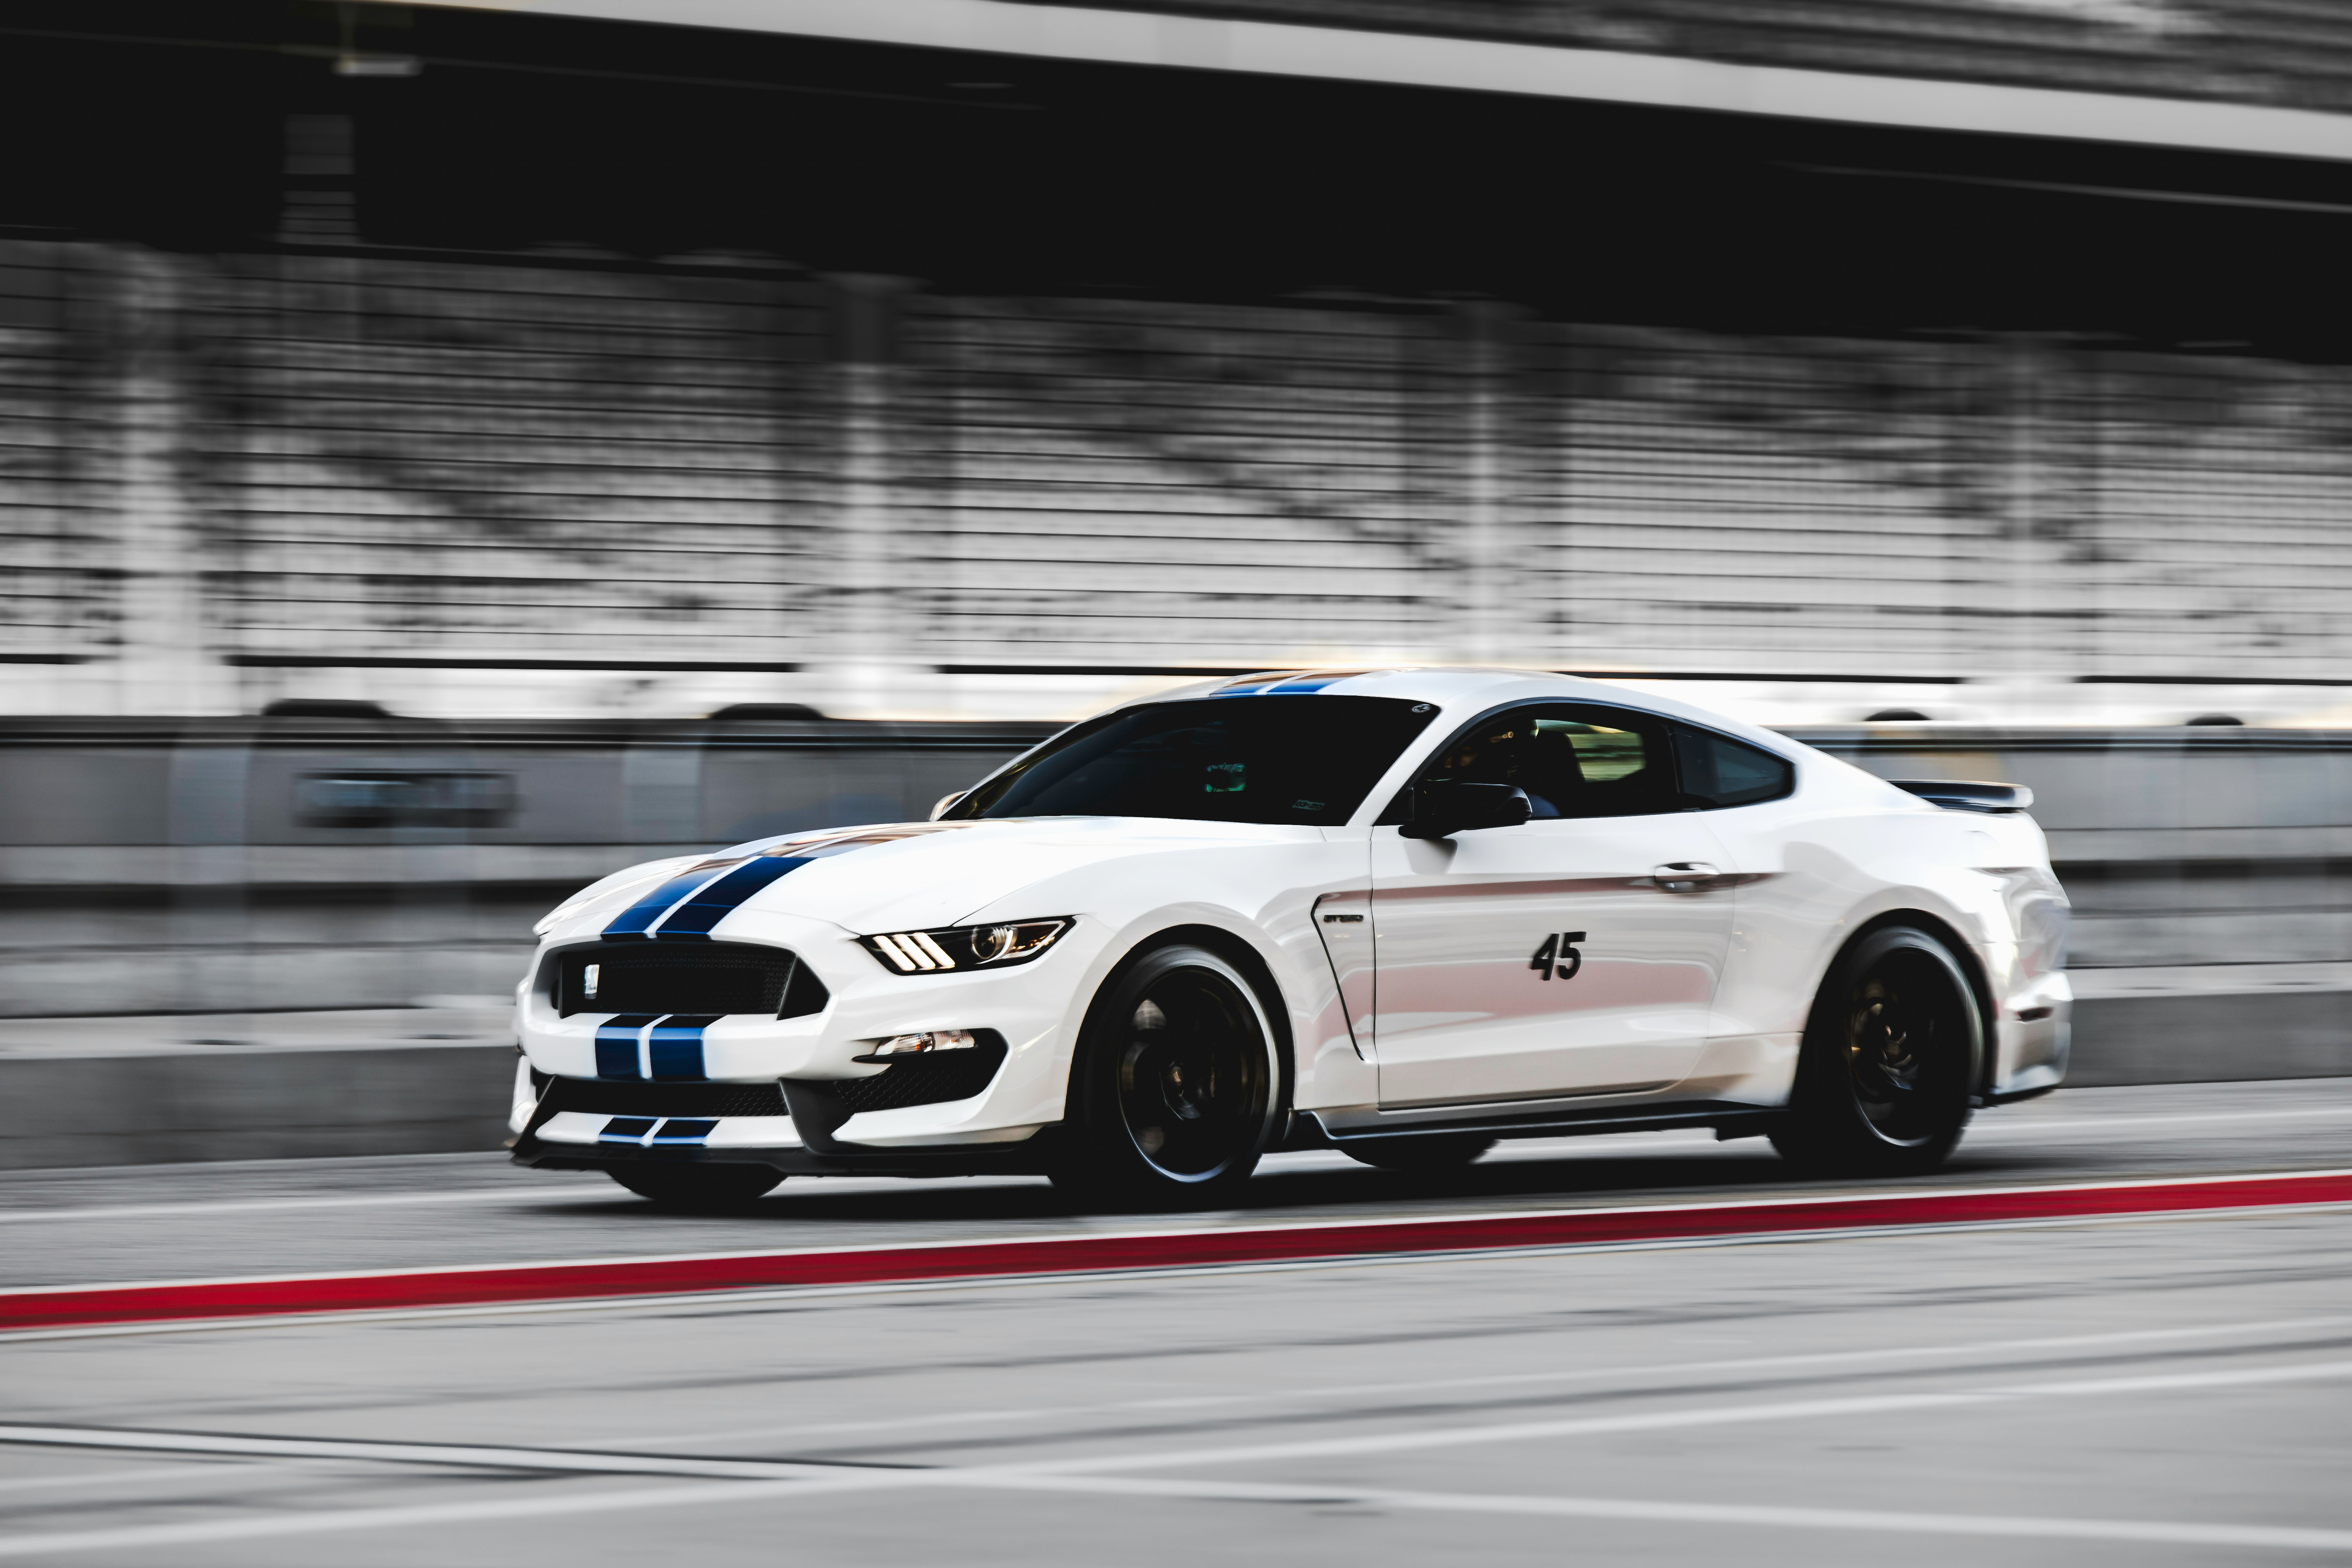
1806 725 2352 969
0 714 1054 1018
3 712 2346 1007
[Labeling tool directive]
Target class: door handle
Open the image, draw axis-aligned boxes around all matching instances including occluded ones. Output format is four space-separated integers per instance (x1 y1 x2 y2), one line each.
1652 861 1721 893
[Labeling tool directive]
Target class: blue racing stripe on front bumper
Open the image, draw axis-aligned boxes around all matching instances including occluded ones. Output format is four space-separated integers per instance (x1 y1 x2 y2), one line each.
594 1014 658 1079
648 1015 719 1080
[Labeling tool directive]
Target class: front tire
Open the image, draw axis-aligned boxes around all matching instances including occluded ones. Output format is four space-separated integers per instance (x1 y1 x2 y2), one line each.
1770 925 1981 1178
608 1163 783 1210
1051 942 1285 1207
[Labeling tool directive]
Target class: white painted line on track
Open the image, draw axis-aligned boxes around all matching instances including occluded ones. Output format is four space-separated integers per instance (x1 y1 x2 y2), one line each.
976 1474 2352 1553
3 1476 2349 1558
1029 1358 2352 1478
15 1352 2352 1490
0 1477 834 1559
0 1190 598 1225
0 1427 852 1482
5 1354 2352 1561
0 1465 248 1497
603 1312 2352 1450
1972 1107 2352 1136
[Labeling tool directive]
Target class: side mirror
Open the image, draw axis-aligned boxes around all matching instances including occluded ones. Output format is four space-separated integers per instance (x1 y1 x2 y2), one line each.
1400 782 1532 840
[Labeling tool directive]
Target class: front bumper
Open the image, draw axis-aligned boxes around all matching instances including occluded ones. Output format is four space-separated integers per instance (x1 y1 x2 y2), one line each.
510 1124 1055 1179
512 910 1104 1159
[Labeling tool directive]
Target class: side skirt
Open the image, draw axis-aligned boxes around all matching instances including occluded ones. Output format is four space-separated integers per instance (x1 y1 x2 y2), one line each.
1297 1101 1788 1149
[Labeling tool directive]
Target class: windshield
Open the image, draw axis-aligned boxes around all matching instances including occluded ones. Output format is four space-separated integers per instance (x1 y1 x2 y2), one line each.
945 696 1439 826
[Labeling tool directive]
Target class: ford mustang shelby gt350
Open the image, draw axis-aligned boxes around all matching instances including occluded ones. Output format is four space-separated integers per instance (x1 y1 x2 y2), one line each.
508 668 2070 1207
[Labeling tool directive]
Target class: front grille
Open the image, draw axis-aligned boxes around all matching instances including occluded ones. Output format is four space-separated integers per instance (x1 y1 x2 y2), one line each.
835 1034 1009 1114
538 1077 787 1118
550 942 828 1020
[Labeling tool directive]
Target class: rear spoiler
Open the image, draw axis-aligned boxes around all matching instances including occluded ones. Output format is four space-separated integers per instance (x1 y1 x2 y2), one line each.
1888 779 2033 814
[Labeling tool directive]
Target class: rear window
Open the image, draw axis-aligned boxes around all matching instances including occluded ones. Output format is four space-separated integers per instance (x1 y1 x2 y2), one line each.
945 696 1439 826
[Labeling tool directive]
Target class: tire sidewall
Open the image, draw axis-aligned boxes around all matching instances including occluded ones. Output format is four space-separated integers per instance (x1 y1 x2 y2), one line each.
1061 940 1288 1201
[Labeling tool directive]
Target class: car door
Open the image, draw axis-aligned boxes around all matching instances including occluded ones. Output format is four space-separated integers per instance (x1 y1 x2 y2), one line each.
1369 702 1738 1107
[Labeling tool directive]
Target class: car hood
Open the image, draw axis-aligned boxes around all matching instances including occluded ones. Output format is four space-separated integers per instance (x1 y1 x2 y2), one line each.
545 816 1317 940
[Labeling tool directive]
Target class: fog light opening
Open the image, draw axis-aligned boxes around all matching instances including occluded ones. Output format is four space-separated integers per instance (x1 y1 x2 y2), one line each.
857 1029 980 1061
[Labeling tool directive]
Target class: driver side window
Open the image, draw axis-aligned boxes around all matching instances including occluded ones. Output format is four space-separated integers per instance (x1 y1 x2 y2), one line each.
1416 704 1677 819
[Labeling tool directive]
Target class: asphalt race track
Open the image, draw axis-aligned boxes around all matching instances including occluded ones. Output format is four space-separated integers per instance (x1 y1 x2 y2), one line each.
2 1078 2349 1565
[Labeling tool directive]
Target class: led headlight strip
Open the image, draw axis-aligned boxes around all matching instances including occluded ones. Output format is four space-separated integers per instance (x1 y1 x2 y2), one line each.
859 918 1071 975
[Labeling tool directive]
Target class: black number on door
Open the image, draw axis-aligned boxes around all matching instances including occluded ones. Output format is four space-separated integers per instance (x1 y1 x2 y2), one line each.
1529 931 1586 981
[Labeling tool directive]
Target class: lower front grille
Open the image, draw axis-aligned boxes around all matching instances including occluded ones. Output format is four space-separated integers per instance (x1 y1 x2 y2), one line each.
532 1033 1010 1124
538 1078 787 1119
835 1034 1009 1114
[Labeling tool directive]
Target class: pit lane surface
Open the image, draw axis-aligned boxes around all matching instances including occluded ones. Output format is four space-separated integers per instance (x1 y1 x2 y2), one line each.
2 1078 2349 1563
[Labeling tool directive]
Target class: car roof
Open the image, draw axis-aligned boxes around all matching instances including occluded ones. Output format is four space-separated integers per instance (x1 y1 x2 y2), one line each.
1136 666 1802 758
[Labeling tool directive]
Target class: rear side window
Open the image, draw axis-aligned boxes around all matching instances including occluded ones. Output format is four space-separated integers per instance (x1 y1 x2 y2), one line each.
1411 704 1679 820
1673 724 1795 808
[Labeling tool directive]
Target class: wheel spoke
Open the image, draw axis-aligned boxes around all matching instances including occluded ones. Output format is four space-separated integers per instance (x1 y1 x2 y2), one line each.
1112 967 1269 1181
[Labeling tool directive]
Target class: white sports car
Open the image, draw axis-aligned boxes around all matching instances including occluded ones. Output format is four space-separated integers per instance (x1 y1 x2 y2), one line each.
509 668 2070 1207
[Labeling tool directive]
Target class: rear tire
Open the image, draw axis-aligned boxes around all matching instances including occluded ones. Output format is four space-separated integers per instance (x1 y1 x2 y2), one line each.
607 1163 783 1210
1770 924 1981 1178
1050 941 1285 1207
1340 1135 1496 1171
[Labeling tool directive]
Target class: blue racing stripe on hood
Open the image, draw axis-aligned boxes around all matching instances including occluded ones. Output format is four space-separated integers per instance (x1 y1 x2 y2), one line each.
649 856 809 940
602 866 740 940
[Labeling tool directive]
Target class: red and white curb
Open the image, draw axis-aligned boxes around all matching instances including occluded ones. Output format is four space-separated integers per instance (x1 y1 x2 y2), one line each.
5 1168 2348 1335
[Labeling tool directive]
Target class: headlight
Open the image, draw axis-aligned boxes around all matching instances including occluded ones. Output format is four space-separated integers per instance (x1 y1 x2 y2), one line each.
859 919 1071 975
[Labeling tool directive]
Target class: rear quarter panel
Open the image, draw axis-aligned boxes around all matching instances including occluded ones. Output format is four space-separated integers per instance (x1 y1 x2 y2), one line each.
1698 755 2069 1105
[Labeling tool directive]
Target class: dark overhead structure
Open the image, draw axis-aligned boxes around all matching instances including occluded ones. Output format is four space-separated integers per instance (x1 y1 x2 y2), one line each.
2 0 2350 714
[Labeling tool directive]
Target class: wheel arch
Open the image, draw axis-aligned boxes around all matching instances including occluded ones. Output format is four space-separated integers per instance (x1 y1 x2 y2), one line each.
1081 922 1298 1107
1817 908 2000 1099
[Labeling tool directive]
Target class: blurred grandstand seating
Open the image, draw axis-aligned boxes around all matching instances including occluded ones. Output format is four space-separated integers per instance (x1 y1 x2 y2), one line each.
1040 0 2352 114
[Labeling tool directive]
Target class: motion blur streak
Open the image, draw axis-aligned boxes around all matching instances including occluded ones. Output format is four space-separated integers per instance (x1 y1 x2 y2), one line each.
595 1313 2352 1450
8 1349 2352 1556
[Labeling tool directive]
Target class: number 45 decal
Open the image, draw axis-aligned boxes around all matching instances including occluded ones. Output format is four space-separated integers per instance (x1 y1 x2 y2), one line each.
1529 931 1586 981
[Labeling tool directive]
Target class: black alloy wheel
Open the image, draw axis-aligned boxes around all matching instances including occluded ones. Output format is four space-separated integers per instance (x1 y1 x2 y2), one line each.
607 1162 784 1210
1770 925 1981 1176
1054 942 1284 1205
